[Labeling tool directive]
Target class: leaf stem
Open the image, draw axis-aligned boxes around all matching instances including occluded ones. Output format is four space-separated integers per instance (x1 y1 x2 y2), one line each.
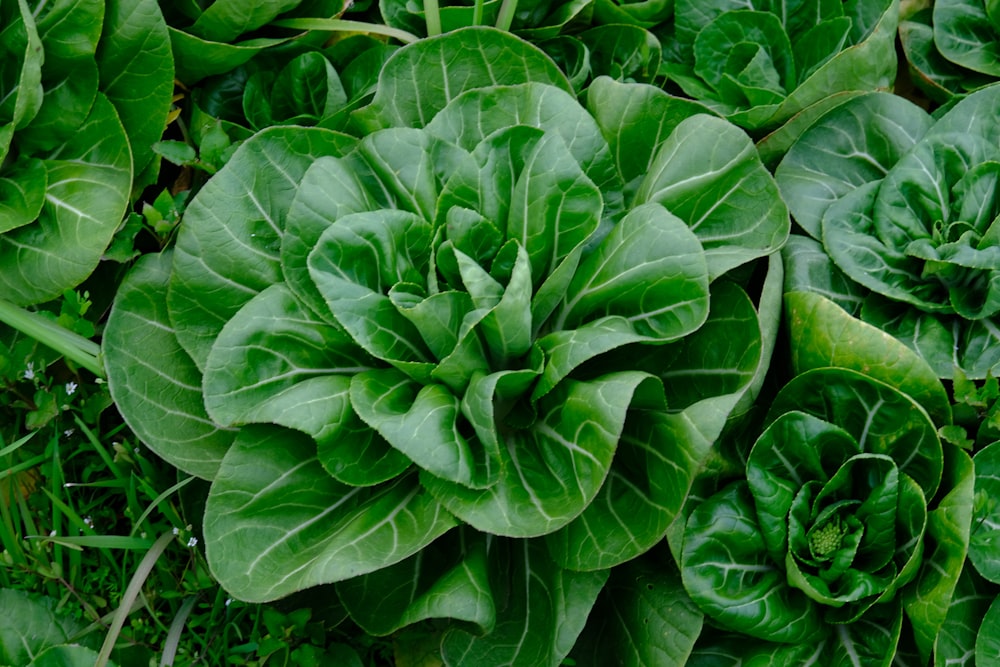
495 0 518 31
0 299 104 378
425 0 443 35
272 18 420 44
473 0 484 25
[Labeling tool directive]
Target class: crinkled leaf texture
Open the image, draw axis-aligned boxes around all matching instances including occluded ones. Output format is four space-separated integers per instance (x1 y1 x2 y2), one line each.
777 86 1000 379
104 26 788 664
681 367 961 663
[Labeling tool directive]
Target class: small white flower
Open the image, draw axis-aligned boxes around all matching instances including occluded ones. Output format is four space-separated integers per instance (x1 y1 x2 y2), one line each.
187 537 198 548
225 598 233 607
83 516 94 529
48 530 56 537
23 363 35 381
65 381 78 396
172 527 180 536
63 428 75 438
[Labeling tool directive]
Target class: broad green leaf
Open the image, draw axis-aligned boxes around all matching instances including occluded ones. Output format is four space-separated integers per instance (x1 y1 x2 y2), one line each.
934 567 996 665
104 252 234 481
585 77 714 205
781 234 866 314
188 0 299 42
426 81 622 210
200 284 410 486
0 0 44 136
0 590 91 665
971 441 1000 584
635 114 789 278
168 127 356 369
16 0 102 153
441 538 608 667
903 445 974 665
556 202 709 337
168 27 291 85
899 10 993 104
784 291 952 425
977 596 1000 665
204 425 456 602
422 372 662 537
351 27 572 132
571 557 703 667
545 403 715 571
0 93 130 306
337 529 494 636
307 209 435 369
934 0 1000 76
681 481 825 643
350 367 497 489
96 0 174 185
766 366 943 499
282 153 385 321
0 158 46 232
775 92 932 239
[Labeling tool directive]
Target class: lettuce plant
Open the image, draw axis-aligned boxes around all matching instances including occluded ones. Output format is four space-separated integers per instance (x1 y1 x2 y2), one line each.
898 6 996 103
0 0 173 306
776 84 1000 381
104 27 788 663
682 367 973 665
655 0 899 139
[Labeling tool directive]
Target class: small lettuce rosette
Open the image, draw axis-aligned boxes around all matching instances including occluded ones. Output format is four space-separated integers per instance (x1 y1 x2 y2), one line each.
776 83 1000 381
104 28 788 664
682 368 971 665
654 0 898 139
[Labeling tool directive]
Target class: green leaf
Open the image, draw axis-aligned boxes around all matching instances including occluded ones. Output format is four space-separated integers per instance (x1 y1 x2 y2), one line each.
104 252 234 480
168 26 291 85
0 590 90 665
585 77 713 205
556 202 710 337
0 0 44 136
681 481 825 643
351 27 572 132
337 529 494 636
971 441 1000 584
422 372 661 537
97 0 175 184
0 93 130 306
571 557 703 666
933 566 997 665
204 425 456 603
775 92 932 239
16 0 102 153
977 596 1000 665
188 0 299 43
635 114 789 278
441 539 608 667
934 0 1000 76
351 367 497 489
903 444 974 665
784 291 952 425
766 366 943 499
200 284 412 485
308 209 435 369
168 127 356 369
426 81 623 212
